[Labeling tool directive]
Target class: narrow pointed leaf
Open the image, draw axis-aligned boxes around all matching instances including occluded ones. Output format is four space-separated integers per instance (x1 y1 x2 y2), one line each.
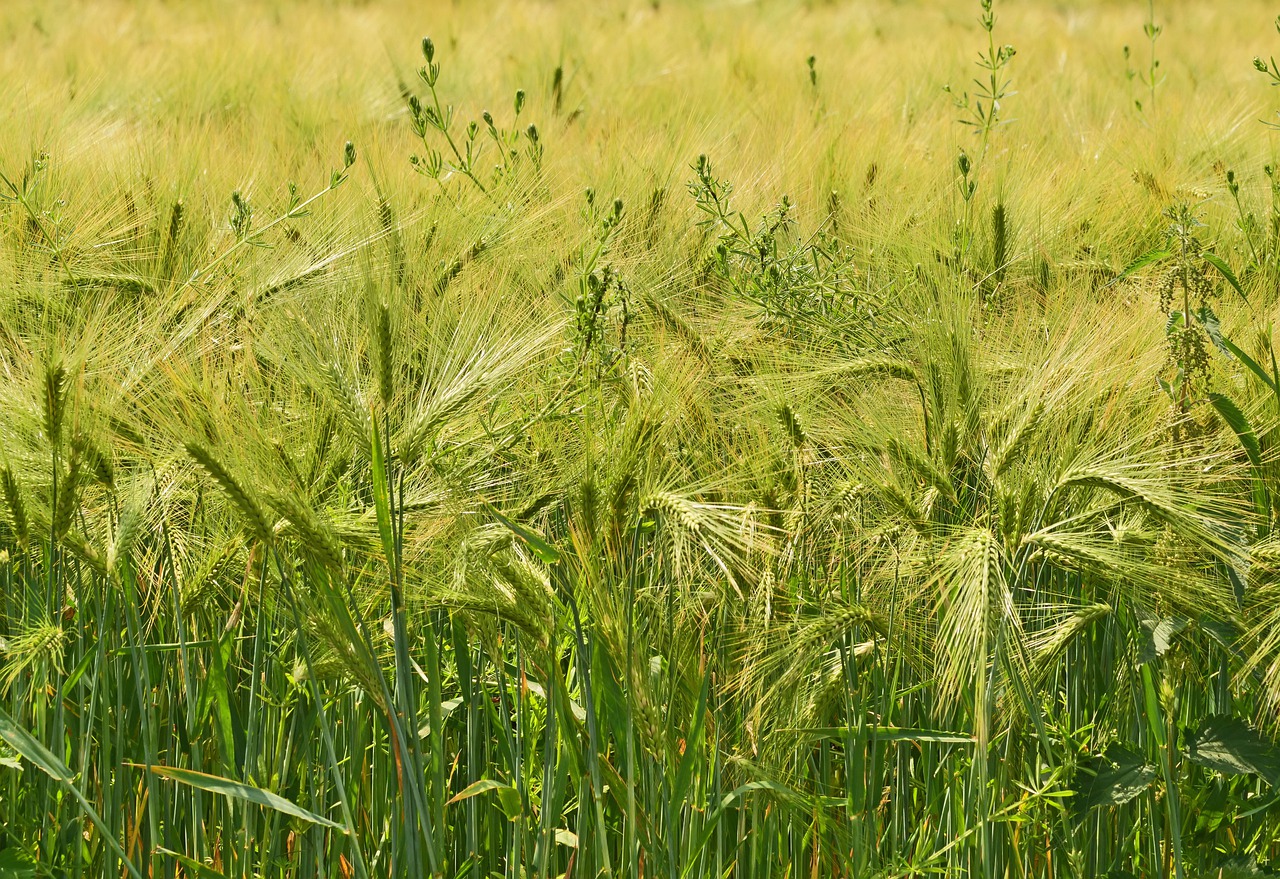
144 764 343 828
1208 393 1262 468
486 502 562 564
1202 252 1247 302
0 708 143 879
1221 337 1280 396
1116 248 1170 281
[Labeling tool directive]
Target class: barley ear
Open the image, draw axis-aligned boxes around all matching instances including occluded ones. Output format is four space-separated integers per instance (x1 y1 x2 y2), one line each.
44 359 67 450
186 442 275 546
2 468 30 547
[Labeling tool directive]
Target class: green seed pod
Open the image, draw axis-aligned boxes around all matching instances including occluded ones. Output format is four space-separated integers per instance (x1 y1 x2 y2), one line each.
422 37 435 63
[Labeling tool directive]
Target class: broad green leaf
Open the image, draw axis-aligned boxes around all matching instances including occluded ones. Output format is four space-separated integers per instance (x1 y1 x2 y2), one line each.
1137 615 1189 665
1202 251 1248 303
1187 715 1280 785
1196 306 1232 358
1188 856 1279 878
62 639 98 692
0 848 35 879
1076 743 1156 811
485 503 562 564
145 764 343 828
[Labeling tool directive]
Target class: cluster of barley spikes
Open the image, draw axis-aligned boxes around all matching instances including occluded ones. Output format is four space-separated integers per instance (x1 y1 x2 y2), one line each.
7 1 1280 877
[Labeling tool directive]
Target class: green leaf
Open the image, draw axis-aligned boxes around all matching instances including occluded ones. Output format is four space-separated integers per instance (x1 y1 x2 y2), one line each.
144 764 343 828
201 628 240 769
672 664 711 809
1137 616 1189 665
1187 715 1280 785
0 849 35 879
156 849 229 879
1116 248 1171 281
1196 306 1232 358
681 780 797 878
447 778 523 820
1189 856 1280 879
1208 393 1262 468
485 503 562 564
1221 337 1280 396
787 725 974 745
0 708 143 879
1202 251 1248 303
1076 743 1157 810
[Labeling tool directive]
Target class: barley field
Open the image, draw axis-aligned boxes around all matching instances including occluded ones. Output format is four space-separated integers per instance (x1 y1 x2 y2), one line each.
3 1 1280 876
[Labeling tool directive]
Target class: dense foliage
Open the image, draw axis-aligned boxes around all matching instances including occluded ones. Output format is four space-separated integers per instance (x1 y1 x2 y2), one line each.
4 1 1280 877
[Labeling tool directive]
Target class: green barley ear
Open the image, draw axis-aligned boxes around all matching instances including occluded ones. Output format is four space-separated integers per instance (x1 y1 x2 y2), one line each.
62 529 106 577
44 359 66 450
777 402 806 450
266 492 344 576
107 491 147 576
80 436 114 489
376 191 406 286
161 198 184 277
321 359 371 438
551 65 564 114
52 450 82 541
2 468 29 547
186 442 275 545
